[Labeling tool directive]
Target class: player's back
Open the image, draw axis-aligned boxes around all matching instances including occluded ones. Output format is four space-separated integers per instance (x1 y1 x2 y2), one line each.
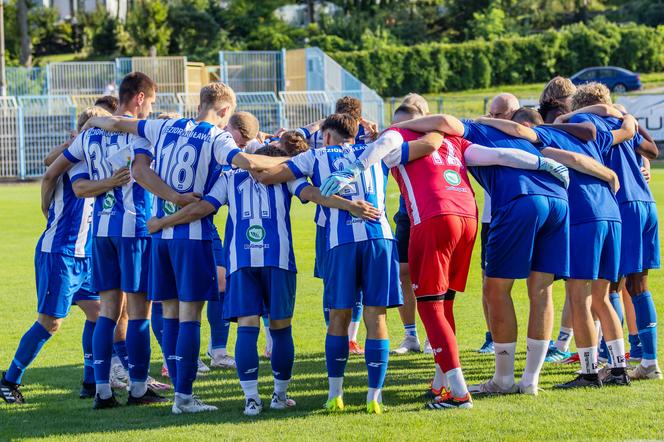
290 143 393 249
533 126 620 225
139 118 240 240
37 168 93 258
65 128 151 238
569 113 652 204
220 170 306 274
462 120 567 215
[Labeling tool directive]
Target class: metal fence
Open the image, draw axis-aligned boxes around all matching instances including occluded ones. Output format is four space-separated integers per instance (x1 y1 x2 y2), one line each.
6 67 47 96
279 91 333 129
0 97 20 178
47 62 116 95
220 51 285 94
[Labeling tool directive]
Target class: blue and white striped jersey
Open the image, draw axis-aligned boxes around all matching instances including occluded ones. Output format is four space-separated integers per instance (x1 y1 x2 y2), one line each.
64 127 152 238
287 143 394 250
297 125 366 150
37 162 93 258
136 118 241 240
205 170 309 274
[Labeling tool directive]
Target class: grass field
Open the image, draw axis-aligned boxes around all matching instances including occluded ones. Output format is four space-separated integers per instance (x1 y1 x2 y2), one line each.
1 177 663 441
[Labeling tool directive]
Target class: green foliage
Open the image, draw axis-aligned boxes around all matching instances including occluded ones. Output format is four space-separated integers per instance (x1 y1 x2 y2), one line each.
469 2 508 40
332 20 664 96
29 6 75 56
126 0 172 55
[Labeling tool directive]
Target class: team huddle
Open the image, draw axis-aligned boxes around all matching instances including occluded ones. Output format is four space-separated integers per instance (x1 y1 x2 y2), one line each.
0 71 660 416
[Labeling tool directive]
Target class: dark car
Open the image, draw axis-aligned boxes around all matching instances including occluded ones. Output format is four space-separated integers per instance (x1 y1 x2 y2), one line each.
570 66 642 93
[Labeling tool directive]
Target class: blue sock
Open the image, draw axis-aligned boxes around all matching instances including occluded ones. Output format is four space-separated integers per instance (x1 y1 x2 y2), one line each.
629 333 643 358
325 334 349 378
235 326 260 381
175 321 201 395
351 303 363 323
162 318 179 380
151 302 164 347
365 338 389 389
323 306 330 327
262 315 270 328
113 340 129 370
82 320 96 384
92 316 116 384
208 295 230 350
126 319 151 383
404 324 418 338
270 326 294 381
609 291 624 325
4 322 52 384
633 291 658 361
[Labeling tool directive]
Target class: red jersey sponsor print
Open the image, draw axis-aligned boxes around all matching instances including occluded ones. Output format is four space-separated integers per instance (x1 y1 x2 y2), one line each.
386 128 478 226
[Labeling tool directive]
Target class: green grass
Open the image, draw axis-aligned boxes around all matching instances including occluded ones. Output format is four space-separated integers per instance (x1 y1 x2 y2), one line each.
1 178 663 441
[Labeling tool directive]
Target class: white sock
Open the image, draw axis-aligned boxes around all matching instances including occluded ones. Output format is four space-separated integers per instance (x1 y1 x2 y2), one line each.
348 321 360 342
641 358 657 368
431 363 447 391
521 338 548 388
240 380 260 401
606 338 627 368
367 387 381 403
130 381 147 398
96 383 112 400
493 342 517 389
594 321 602 341
175 392 192 403
328 377 344 400
555 327 574 352
578 347 599 374
274 378 290 398
264 325 273 351
208 345 228 358
446 367 469 397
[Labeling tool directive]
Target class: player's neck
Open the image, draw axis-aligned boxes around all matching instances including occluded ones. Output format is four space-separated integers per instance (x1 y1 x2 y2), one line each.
115 105 137 118
195 108 220 126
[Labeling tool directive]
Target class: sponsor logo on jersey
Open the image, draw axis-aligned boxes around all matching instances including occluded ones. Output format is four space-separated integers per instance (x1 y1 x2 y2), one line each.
444 170 461 186
246 225 266 243
102 191 116 210
163 200 178 215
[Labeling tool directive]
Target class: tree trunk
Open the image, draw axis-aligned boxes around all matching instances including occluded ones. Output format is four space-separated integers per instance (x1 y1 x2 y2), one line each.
307 0 315 24
17 0 31 67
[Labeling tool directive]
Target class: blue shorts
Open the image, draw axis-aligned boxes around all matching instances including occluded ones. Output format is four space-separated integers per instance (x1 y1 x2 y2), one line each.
313 225 327 279
619 201 660 275
569 221 621 281
485 195 570 279
149 239 218 302
212 237 226 268
324 239 403 309
72 267 100 304
225 267 296 321
92 236 150 293
35 250 91 318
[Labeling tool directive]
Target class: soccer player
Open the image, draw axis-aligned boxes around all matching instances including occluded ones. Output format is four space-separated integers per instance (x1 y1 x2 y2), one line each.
476 107 638 387
83 82 294 414
0 106 115 405
39 73 164 409
385 112 572 395
476 93 522 355
255 114 404 414
320 108 570 408
561 83 661 380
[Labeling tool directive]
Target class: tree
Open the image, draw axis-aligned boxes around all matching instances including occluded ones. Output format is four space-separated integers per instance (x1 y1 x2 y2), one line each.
126 0 171 56
17 0 31 66
469 2 507 40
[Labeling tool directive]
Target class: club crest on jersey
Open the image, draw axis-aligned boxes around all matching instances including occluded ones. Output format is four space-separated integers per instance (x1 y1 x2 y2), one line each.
246 225 266 243
444 170 461 186
163 201 178 215
102 191 116 210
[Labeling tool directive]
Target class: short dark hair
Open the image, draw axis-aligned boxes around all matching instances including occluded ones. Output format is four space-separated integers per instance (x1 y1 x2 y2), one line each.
394 104 421 118
321 113 359 140
512 107 544 126
94 95 118 113
255 145 288 157
335 96 362 121
119 72 156 105
538 100 569 124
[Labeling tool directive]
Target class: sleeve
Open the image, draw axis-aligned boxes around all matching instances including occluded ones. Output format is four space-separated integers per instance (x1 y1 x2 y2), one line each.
461 120 474 140
68 160 90 183
213 131 242 166
203 174 229 211
63 134 85 163
568 114 592 124
244 139 263 154
286 177 311 202
595 129 614 154
359 129 404 169
458 136 473 154
633 131 644 148
130 134 153 159
532 127 552 150
287 150 316 179
136 119 168 145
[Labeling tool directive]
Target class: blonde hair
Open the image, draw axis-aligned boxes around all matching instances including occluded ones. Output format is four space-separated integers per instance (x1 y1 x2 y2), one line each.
200 82 236 111
77 106 112 132
400 93 429 115
540 76 576 106
156 112 181 120
228 111 259 141
572 82 612 110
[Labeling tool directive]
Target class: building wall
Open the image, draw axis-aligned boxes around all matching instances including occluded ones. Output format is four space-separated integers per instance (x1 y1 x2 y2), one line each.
42 0 128 20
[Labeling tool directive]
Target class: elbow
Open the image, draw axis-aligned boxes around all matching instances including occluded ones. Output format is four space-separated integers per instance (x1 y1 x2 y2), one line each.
72 182 86 198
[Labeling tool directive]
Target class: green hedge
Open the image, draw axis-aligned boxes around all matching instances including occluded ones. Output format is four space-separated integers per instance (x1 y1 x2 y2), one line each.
331 19 664 96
